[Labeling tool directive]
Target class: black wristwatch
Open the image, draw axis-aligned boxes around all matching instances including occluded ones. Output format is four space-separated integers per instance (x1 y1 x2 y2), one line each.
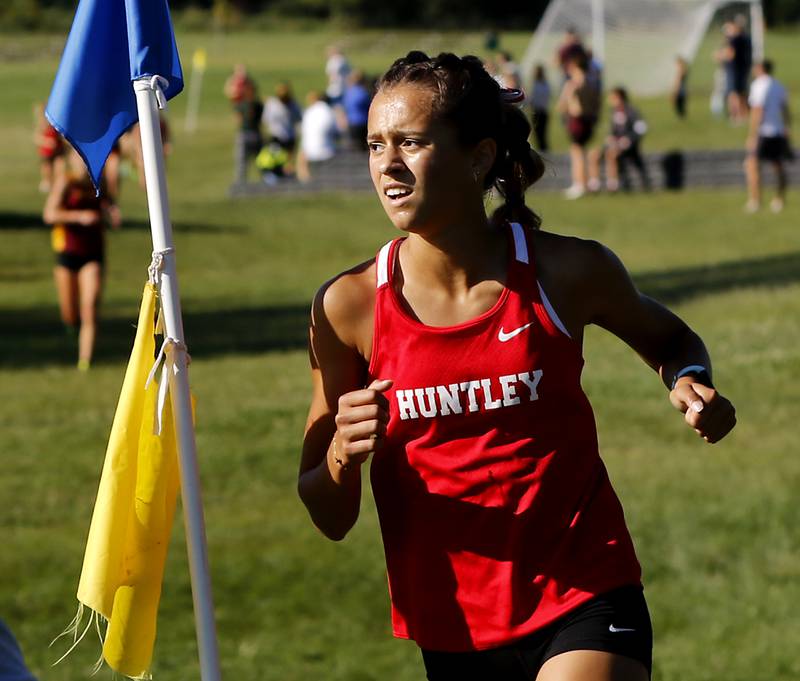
671 364 714 390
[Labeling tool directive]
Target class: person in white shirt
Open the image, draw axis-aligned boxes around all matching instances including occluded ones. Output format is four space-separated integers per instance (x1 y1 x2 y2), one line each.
325 46 351 105
297 91 338 181
745 60 792 213
263 82 302 153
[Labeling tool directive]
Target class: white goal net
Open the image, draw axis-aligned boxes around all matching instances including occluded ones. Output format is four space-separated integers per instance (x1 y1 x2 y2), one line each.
521 0 764 96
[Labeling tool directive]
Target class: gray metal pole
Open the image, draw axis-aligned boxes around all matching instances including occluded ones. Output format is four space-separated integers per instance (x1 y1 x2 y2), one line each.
750 1 765 62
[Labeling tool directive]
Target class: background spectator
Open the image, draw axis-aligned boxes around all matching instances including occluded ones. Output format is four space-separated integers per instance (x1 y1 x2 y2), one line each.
342 71 372 151
232 79 263 183
555 27 587 80
586 47 604 93
721 18 752 124
256 141 291 185
710 46 728 118
224 63 255 105
745 59 792 213
494 51 522 90
326 45 352 132
589 86 651 192
530 64 551 152
557 53 601 199
325 45 352 106
33 101 64 193
672 56 689 118
297 91 338 182
263 82 302 154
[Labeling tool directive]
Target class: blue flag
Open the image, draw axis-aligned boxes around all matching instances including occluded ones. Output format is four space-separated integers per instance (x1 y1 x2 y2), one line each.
46 0 183 191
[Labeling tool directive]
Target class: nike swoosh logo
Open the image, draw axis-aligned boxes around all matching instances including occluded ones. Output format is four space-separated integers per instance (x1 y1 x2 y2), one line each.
609 625 636 633
498 322 534 342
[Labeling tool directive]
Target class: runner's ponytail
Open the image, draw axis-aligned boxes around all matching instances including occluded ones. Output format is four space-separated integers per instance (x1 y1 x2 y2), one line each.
491 105 545 230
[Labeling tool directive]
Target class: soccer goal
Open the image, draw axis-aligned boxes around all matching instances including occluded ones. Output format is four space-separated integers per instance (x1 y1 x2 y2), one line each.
520 0 764 96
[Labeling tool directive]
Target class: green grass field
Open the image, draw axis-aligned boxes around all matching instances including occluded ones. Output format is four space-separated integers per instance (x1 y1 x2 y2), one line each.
1 27 800 681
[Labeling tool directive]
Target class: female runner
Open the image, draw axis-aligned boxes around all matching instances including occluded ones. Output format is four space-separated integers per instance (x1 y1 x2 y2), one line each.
299 52 736 681
44 147 120 370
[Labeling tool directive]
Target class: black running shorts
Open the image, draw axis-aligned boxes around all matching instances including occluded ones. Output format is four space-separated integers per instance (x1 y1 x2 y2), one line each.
421 585 652 680
55 251 104 272
757 135 792 163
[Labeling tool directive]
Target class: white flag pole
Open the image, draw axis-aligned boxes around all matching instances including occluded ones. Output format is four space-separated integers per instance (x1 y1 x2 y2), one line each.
133 76 222 681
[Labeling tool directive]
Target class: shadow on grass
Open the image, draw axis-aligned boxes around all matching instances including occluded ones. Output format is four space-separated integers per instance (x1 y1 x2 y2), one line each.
0 211 247 234
2 250 799 369
633 251 800 304
1 303 309 368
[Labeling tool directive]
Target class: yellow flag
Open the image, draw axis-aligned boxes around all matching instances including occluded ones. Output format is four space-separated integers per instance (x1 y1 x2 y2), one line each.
76 283 180 678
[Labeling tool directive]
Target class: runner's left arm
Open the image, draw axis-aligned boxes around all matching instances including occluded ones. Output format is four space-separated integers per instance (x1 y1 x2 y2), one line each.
580 241 736 444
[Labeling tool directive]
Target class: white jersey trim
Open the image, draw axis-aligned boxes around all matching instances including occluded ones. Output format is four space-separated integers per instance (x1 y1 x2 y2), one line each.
377 229 569 337
510 222 529 263
537 282 571 338
376 241 393 288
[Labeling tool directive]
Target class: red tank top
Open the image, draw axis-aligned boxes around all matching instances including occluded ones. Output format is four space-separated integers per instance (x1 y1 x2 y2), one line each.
367 223 641 652
51 176 104 257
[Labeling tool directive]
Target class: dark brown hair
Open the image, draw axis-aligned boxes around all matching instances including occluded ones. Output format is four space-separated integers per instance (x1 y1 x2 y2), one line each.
377 51 545 230
611 86 629 103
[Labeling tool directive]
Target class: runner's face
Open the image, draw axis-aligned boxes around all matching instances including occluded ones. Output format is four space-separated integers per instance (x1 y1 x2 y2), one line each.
367 84 477 234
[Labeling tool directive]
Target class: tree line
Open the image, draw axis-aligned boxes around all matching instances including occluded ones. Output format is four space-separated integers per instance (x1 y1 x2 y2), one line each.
3 0 799 32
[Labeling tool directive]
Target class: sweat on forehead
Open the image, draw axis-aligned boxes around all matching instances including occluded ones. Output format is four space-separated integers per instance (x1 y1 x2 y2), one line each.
374 83 439 120
377 52 503 145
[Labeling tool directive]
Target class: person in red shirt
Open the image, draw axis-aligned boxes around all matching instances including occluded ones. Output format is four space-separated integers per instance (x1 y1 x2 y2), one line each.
224 63 254 104
33 101 65 193
299 51 736 681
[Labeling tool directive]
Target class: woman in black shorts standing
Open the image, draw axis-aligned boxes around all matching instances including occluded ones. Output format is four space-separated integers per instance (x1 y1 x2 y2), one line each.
557 53 600 199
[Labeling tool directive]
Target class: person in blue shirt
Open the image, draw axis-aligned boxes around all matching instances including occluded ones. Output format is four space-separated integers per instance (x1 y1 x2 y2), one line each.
342 71 373 151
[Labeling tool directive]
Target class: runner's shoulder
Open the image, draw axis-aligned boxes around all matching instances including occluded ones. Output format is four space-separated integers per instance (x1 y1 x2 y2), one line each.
532 229 618 285
312 259 375 347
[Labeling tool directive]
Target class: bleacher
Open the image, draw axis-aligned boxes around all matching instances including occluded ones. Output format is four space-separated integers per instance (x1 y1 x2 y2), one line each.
229 147 798 196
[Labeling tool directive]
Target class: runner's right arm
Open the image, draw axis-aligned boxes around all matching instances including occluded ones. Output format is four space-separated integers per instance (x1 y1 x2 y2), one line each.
298 268 391 540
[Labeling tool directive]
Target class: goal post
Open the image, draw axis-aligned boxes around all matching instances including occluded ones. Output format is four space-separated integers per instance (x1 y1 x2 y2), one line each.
520 0 764 97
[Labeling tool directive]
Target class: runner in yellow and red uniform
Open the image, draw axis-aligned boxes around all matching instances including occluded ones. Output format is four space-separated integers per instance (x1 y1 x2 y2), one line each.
44 146 120 370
